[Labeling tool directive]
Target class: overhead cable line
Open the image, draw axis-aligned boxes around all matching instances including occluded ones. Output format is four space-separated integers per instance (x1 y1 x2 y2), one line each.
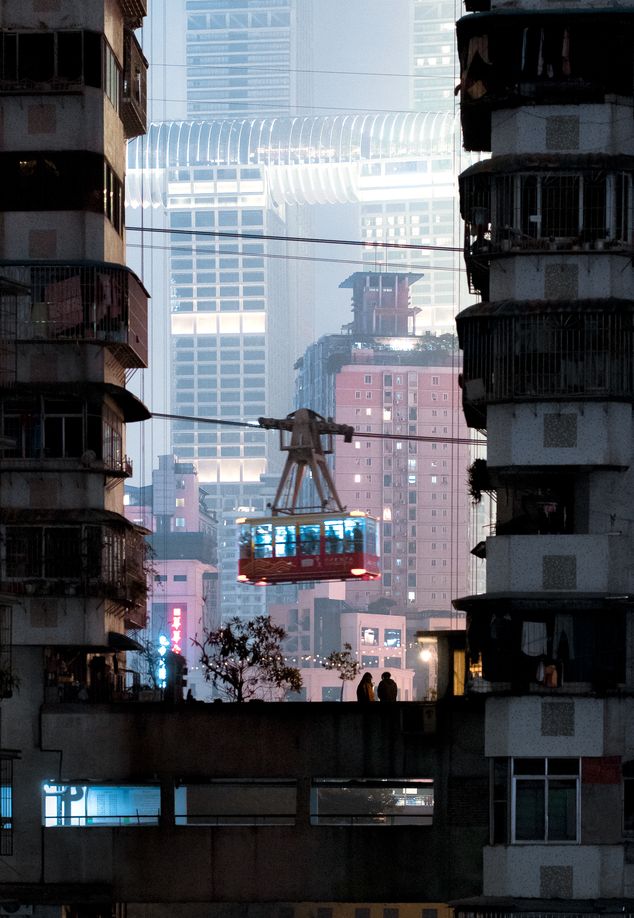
150 412 485 446
127 225 464 254
125 241 464 274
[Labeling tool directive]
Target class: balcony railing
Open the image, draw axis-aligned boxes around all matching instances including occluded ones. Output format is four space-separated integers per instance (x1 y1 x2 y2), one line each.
121 30 148 139
0 521 148 613
0 263 148 368
457 300 634 420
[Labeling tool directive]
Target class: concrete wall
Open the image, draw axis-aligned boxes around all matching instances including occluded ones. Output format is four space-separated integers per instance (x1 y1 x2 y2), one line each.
491 103 634 157
487 402 632 470
490 253 634 302
30 700 488 903
485 696 605 758
483 844 624 898
485 533 628 594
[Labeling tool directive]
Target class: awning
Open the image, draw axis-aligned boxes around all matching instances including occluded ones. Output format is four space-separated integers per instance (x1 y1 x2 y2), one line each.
0 508 135 527
108 631 144 652
457 297 634 321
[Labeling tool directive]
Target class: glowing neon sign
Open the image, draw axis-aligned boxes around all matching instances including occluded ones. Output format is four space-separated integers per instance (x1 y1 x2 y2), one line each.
170 605 186 655
157 633 169 688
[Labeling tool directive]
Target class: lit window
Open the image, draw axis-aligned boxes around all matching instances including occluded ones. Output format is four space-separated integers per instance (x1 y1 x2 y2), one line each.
175 498 185 507
175 517 186 528
511 758 580 843
43 784 160 827
311 779 433 826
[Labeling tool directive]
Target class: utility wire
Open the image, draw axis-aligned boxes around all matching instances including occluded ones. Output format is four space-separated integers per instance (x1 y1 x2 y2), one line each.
126 241 464 273
127 225 464 254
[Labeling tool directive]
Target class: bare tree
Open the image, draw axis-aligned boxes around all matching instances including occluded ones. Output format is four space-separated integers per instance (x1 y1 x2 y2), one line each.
322 642 361 701
192 616 303 702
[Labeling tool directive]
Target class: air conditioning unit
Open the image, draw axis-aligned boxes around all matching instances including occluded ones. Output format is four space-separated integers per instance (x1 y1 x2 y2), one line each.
0 905 33 916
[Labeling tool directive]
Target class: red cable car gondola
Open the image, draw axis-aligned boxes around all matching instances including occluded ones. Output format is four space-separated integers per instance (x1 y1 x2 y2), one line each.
237 510 380 585
236 409 381 587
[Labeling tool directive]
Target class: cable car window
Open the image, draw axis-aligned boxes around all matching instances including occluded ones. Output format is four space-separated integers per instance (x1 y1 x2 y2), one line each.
298 524 321 556
324 520 344 554
253 524 272 559
364 518 378 553
238 525 252 560
274 524 296 558
344 519 364 553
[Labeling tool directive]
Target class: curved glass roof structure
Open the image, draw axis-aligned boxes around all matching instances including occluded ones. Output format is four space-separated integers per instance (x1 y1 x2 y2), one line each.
126 112 461 207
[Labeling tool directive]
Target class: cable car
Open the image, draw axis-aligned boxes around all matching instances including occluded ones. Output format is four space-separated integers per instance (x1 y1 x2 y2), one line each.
236 409 382 586
237 509 380 585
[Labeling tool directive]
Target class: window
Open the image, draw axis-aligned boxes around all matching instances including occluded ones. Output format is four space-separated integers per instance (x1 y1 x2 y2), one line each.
361 626 379 646
384 629 401 648
174 780 296 826
310 779 433 825
512 758 579 843
43 784 160 826
174 517 186 529
322 687 340 702
0 758 12 854
173 574 187 582
361 655 379 668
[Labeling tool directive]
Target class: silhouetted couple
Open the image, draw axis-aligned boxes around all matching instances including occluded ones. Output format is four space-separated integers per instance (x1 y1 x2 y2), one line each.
356 671 397 702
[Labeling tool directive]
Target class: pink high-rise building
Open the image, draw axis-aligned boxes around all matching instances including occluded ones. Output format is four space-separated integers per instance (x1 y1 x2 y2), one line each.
125 455 219 698
295 272 472 619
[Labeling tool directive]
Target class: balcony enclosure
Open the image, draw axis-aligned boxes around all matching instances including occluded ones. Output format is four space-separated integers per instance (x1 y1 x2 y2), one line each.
460 157 634 299
0 394 134 475
457 9 634 150
0 263 148 367
121 30 148 139
456 300 634 427
462 600 626 692
0 517 146 610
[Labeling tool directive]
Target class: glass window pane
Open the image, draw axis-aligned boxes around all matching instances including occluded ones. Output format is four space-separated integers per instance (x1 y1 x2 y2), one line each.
548 758 579 776
324 520 344 554
513 758 546 776
253 524 272 559
515 779 545 840
298 524 320 556
239 525 252 560
548 779 577 841
274 525 296 558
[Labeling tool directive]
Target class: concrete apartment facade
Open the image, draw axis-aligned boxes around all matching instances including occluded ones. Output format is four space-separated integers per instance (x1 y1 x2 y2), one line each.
454 0 634 912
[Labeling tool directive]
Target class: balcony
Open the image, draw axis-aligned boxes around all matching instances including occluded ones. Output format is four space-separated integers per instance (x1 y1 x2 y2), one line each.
459 156 634 299
118 0 147 29
0 263 148 368
121 30 148 139
456 299 634 427
486 533 629 595
456 9 634 151
0 515 148 614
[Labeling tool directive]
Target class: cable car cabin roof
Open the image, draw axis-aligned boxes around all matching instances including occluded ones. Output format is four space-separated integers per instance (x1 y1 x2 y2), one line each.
236 510 376 527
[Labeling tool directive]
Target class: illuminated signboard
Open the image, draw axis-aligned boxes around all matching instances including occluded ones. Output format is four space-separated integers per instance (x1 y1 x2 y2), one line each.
170 603 187 656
